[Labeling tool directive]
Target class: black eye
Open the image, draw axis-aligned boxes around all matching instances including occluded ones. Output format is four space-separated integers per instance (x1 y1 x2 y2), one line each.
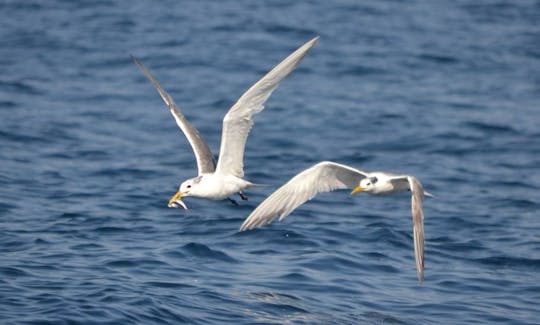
187 185 191 188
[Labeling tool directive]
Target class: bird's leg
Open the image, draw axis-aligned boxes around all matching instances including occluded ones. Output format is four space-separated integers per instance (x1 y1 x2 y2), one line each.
238 192 248 201
228 197 239 206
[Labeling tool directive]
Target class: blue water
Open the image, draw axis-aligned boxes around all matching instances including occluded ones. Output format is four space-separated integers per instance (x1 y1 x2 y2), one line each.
1 0 539 323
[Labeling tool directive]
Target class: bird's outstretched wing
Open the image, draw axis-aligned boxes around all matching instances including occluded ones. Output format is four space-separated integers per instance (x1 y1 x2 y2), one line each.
131 55 216 175
240 161 367 231
215 36 319 178
390 175 426 283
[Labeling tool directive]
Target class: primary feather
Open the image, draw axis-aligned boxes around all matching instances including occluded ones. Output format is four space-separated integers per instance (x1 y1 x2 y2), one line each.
215 36 320 178
240 161 366 230
131 55 216 175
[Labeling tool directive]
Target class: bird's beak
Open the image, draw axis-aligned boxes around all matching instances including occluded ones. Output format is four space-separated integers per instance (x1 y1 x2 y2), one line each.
168 191 182 205
168 191 187 209
350 186 365 195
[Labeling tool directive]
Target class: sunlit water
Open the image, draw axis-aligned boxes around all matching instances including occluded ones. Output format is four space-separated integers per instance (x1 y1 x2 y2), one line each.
1 1 539 323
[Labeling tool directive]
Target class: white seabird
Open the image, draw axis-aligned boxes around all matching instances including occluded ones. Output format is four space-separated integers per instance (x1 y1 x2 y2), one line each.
239 161 432 282
132 36 319 208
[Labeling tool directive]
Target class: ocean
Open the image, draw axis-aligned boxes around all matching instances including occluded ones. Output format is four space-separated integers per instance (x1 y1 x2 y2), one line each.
1 0 539 323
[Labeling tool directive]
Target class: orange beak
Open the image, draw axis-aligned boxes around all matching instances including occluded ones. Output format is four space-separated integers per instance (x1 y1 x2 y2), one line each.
167 191 187 209
350 186 365 195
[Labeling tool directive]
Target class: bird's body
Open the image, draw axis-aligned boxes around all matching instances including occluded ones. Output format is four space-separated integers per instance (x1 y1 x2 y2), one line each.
240 161 431 282
132 37 319 208
179 173 256 201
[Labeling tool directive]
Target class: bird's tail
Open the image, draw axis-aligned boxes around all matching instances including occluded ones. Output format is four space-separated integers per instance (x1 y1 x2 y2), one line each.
245 181 267 189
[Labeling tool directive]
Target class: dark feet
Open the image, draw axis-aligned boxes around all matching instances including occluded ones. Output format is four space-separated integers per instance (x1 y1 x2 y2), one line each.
239 192 248 201
228 197 239 206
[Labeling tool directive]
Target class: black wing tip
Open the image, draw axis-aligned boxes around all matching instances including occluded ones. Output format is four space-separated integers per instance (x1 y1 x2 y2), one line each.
130 54 147 72
130 53 140 64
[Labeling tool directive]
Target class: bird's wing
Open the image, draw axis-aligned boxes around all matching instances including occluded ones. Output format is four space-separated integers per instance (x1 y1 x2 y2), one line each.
131 55 216 175
390 175 425 283
214 36 319 178
240 161 367 231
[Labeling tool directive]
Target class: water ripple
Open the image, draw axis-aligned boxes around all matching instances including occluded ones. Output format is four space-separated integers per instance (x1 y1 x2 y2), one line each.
1 0 539 323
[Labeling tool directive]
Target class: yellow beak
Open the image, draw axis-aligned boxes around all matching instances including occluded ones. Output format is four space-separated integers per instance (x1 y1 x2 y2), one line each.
168 191 183 206
350 186 365 195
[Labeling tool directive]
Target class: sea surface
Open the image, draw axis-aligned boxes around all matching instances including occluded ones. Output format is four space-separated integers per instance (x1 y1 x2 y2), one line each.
1 0 539 324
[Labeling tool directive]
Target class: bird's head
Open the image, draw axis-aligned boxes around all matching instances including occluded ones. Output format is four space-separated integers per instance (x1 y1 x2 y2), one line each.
179 178 196 196
167 177 202 209
351 176 378 195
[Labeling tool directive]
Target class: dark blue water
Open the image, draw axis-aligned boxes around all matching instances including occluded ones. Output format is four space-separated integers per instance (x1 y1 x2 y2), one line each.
1 0 539 323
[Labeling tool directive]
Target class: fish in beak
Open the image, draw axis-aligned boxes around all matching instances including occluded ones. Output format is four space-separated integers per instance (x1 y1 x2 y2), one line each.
168 191 188 209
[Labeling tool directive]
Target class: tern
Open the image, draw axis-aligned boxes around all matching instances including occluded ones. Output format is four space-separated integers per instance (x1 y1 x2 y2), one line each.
132 36 319 209
239 161 432 282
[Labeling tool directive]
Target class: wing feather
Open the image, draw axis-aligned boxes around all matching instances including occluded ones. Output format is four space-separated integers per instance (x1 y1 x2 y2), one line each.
131 55 216 175
409 176 425 283
401 176 426 283
215 36 319 177
240 162 366 231
388 175 425 282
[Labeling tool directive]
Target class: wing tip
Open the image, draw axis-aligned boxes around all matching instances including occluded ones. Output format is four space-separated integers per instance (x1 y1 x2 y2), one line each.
417 271 424 283
130 53 143 68
302 35 320 51
239 217 257 232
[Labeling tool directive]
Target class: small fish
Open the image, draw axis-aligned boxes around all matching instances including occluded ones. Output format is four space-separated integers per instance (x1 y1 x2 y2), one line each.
168 199 188 210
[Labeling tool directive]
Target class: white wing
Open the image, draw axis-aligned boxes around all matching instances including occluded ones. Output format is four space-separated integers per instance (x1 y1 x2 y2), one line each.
215 36 319 178
131 55 216 175
390 175 426 283
240 161 367 231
